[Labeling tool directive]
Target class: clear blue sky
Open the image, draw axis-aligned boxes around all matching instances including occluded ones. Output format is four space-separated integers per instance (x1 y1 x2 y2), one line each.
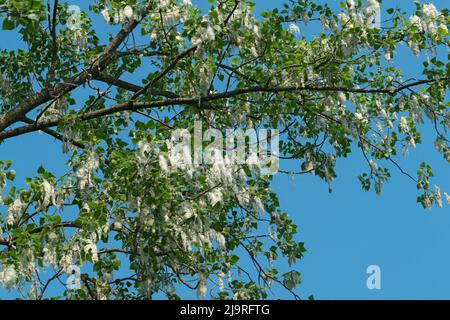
0 0 449 300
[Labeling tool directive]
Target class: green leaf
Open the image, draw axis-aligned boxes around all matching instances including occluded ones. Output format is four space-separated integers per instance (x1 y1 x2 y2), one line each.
2 19 16 30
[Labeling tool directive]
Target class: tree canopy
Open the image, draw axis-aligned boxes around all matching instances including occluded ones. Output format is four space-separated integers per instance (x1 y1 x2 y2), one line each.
0 0 449 299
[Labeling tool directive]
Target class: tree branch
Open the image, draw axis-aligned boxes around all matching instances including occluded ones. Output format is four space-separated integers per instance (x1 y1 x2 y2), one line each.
0 77 447 141
0 0 155 131
21 116 85 149
93 74 179 98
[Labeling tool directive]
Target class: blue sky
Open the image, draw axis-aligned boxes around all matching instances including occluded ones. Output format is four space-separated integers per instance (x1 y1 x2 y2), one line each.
0 0 449 299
